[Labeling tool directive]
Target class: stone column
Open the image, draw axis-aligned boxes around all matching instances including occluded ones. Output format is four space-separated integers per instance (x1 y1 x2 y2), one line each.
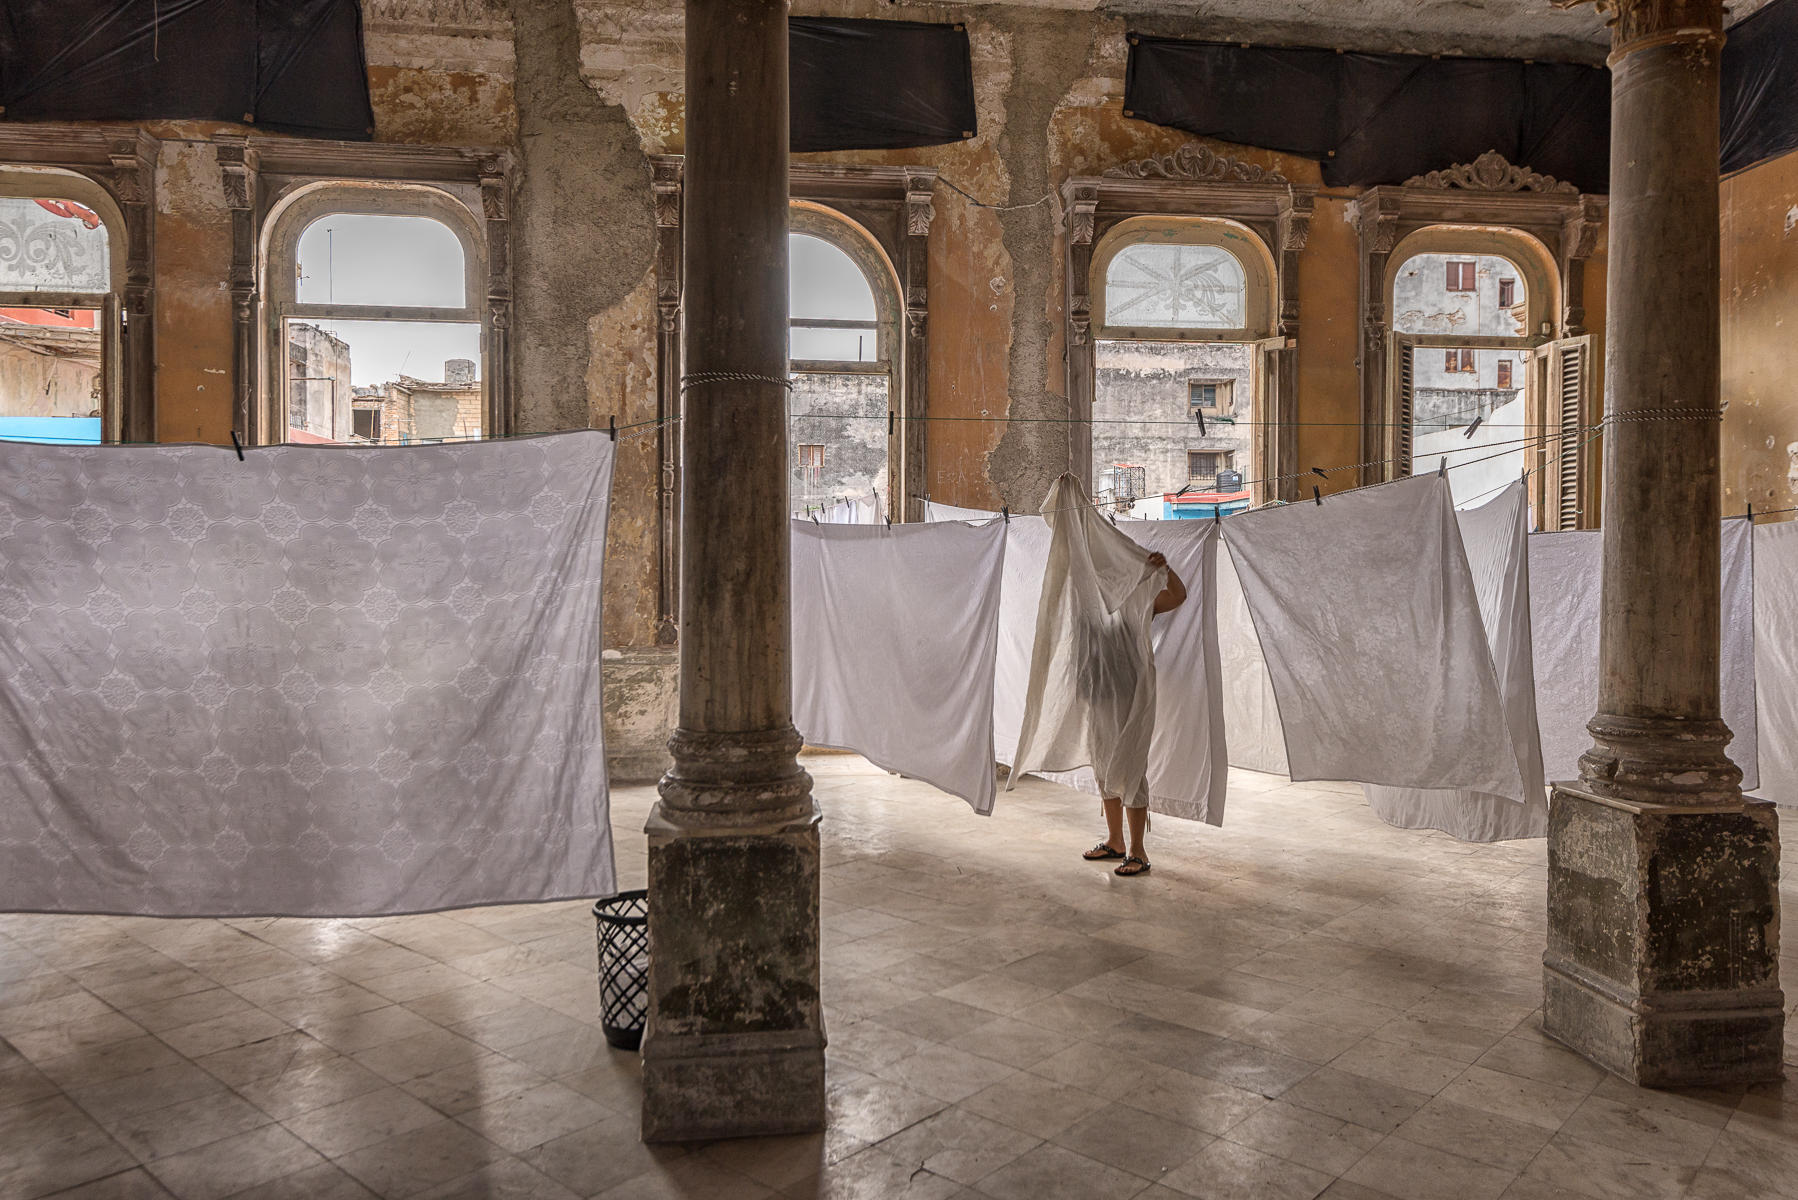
1544 0 1783 1086
639 0 827 1141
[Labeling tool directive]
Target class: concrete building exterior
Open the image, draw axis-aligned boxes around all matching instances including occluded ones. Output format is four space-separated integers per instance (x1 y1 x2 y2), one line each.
1394 251 1528 430
1091 339 1254 507
788 371 888 514
285 322 354 442
353 357 483 444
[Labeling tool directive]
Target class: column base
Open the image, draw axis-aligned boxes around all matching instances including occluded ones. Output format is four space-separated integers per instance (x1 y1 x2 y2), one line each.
641 1028 827 1142
1543 783 1784 1088
640 802 826 1142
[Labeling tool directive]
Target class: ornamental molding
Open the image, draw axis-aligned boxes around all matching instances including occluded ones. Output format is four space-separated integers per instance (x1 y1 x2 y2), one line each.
1551 0 1724 52
1104 142 1287 184
1404 150 1578 195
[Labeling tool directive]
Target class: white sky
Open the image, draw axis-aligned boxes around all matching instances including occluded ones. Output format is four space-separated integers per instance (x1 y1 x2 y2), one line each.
292 218 874 386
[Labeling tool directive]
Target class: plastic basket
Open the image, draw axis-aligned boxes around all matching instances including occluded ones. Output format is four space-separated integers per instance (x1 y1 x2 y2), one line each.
592 890 649 1051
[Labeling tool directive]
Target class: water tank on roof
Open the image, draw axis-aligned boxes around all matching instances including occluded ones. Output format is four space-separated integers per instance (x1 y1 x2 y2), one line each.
1215 468 1243 492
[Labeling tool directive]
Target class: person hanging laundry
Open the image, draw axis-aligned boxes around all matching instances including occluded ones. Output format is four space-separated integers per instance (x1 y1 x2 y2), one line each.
1010 473 1185 877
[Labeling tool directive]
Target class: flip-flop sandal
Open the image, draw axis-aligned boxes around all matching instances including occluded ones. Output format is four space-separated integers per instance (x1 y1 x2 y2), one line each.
1083 842 1126 861
1115 856 1151 877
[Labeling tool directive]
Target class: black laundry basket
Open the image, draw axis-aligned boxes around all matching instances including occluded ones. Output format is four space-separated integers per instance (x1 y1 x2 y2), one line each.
592 890 649 1051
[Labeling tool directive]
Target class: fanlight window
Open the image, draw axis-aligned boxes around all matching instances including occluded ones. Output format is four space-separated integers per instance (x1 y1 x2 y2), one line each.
1104 243 1245 331
296 213 466 309
0 197 110 294
790 232 878 362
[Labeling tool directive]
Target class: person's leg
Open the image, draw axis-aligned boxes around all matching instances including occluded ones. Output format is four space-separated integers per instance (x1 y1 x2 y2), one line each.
1115 801 1151 875
1125 805 1148 860
1082 797 1126 860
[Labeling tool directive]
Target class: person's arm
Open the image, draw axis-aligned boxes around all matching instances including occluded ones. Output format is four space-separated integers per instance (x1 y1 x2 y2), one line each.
1145 552 1187 614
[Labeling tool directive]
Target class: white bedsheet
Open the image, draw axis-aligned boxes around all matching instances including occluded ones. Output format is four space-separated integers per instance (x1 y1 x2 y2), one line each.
1755 520 1798 806
791 518 1005 813
1363 482 1547 840
1530 518 1758 789
1224 473 1524 799
0 433 616 916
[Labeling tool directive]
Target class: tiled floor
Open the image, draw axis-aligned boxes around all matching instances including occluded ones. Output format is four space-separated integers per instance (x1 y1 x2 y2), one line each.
4 755 1798 1199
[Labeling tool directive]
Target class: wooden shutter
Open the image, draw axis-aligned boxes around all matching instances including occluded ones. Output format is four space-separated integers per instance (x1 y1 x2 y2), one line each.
1543 336 1591 530
1397 341 1415 477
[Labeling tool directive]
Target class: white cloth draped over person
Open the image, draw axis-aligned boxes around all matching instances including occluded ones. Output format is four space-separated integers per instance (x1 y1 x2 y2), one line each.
1010 474 1174 822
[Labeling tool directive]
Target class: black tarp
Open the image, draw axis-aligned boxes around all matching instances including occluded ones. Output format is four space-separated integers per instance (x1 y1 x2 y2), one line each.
1124 34 1611 192
0 0 373 140
1722 0 1798 175
791 17 975 153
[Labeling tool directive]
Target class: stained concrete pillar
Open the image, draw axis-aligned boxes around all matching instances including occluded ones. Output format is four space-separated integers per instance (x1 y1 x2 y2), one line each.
639 0 826 1141
1544 0 1783 1086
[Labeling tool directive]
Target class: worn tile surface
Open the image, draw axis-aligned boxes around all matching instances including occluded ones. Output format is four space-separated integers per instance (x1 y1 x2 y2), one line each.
3 755 1798 1199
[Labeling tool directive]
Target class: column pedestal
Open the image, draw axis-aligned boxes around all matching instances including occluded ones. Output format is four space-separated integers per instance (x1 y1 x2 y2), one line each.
1544 782 1783 1087
640 807 825 1141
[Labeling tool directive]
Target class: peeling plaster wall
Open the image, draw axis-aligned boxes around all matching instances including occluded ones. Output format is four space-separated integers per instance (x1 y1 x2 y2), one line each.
1722 151 1798 520
151 134 235 445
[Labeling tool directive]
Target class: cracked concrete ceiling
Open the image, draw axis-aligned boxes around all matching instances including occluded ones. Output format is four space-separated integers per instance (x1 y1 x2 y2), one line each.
998 0 1780 63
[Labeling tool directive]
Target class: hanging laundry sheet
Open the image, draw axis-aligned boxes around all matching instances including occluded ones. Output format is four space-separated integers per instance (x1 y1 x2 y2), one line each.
1530 517 1757 790
931 499 1228 824
791 518 1005 813
813 489 886 525
1224 473 1525 799
1363 481 1547 841
1755 520 1798 806
1217 546 1290 776
0 433 617 917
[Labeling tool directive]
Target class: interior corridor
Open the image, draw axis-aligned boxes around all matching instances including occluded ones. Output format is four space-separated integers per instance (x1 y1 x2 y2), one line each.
4 755 1795 1200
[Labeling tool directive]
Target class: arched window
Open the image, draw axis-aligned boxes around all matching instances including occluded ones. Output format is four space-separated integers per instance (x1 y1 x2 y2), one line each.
787 207 899 519
1088 218 1277 517
263 186 486 445
1383 227 1584 523
0 188 122 445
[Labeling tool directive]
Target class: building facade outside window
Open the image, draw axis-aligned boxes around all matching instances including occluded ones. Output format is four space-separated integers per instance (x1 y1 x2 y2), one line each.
0 191 118 444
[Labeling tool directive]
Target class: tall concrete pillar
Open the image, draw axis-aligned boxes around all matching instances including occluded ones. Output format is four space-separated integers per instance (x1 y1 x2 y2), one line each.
639 0 827 1141
1544 0 1783 1086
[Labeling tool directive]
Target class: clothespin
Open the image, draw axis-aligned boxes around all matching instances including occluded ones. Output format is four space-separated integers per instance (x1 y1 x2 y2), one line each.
1001 505 1010 524
607 415 616 442
888 410 896 436
1310 466 1327 479
230 430 245 461
1438 457 1448 478
1463 415 1483 439
1196 410 1206 436
1747 502 1755 523
1313 486 1323 506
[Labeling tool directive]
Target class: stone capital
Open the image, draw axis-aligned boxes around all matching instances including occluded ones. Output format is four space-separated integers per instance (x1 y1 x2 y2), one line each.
1553 0 1725 58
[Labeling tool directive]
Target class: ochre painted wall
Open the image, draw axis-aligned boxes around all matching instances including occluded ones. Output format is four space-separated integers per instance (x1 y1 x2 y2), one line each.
1722 151 1798 520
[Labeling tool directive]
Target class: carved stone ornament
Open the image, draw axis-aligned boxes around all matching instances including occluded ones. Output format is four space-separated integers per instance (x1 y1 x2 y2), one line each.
1405 150 1578 194
1551 0 1725 52
1104 142 1287 184
1066 184 1099 246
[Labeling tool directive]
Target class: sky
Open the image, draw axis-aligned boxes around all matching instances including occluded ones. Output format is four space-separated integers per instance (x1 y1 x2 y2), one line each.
291 217 878 386
294 215 478 387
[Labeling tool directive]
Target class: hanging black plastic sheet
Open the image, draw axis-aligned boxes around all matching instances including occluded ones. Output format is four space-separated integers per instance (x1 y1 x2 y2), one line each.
1722 0 1798 176
1124 34 1611 192
0 0 373 140
791 17 976 153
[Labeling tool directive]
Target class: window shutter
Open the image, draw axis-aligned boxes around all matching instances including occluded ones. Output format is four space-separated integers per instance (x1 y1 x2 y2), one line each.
1445 349 1458 372
1557 341 1587 529
1397 341 1415 477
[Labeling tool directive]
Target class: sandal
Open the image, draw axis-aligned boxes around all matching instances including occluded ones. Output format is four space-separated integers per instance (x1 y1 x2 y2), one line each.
1115 856 1151 877
1083 842 1126 861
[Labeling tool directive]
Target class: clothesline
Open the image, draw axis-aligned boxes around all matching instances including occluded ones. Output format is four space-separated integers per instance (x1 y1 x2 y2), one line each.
790 411 1556 431
0 414 681 449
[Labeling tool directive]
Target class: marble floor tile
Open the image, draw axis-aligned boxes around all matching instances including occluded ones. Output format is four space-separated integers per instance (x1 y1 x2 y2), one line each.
8 759 1798 1199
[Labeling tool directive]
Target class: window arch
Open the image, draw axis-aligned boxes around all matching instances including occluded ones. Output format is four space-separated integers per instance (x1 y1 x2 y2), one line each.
786 204 900 519
0 172 128 445
1086 216 1280 516
1379 225 1585 523
261 183 487 445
